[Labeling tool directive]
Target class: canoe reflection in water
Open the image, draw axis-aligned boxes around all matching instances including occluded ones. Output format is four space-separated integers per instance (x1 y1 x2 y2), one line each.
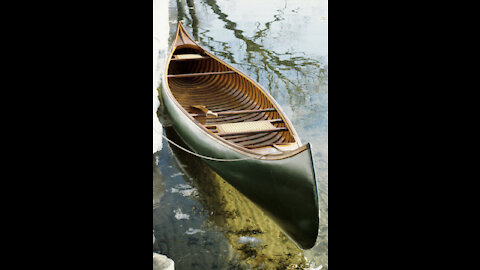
153 156 166 208
161 22 319 250
162 126 311 269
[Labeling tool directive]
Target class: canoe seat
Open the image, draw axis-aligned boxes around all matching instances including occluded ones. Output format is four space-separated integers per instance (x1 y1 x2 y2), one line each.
190 108 276 117
217 121 275 134
214 121 288 136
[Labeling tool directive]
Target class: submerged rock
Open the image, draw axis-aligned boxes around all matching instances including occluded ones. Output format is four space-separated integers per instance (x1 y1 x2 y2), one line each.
237 236 264 247
153 232 174 269
153 253 174 270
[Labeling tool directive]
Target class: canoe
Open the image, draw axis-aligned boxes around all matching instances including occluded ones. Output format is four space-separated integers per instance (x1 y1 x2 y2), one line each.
161 22 319 249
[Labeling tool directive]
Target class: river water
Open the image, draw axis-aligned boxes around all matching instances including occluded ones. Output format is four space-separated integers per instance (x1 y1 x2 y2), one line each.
153 0 328 269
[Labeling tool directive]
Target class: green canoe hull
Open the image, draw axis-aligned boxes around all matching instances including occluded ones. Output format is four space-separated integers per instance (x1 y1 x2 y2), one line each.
161 86 319 249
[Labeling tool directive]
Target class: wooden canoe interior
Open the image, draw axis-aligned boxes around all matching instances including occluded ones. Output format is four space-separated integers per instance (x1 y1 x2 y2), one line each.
167 46 299 155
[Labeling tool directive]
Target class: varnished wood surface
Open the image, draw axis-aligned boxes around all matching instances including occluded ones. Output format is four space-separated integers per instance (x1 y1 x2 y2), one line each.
161 23 320 251
166 22 300 154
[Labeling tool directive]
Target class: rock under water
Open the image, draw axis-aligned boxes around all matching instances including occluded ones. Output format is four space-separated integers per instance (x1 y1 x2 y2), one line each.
153 253 174 270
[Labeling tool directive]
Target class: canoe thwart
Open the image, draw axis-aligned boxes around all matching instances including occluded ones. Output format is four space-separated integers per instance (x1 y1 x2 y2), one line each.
216 127 288 137
171 54 210 61
204 119 283 129
168 71 236 78
190 108 276 117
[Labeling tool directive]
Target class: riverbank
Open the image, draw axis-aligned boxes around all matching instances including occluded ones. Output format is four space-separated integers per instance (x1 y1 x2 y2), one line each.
153 0 174 268
153 0 169 154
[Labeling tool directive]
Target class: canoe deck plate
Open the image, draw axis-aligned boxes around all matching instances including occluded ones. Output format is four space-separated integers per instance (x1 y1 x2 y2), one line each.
216 121 276 134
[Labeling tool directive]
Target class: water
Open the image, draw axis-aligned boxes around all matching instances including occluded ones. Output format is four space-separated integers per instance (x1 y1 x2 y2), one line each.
153 0 328 269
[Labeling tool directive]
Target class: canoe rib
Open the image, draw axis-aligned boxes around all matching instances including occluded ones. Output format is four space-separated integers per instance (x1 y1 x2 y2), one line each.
168 72 293 151
168 71 236 78
166 31 300 153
